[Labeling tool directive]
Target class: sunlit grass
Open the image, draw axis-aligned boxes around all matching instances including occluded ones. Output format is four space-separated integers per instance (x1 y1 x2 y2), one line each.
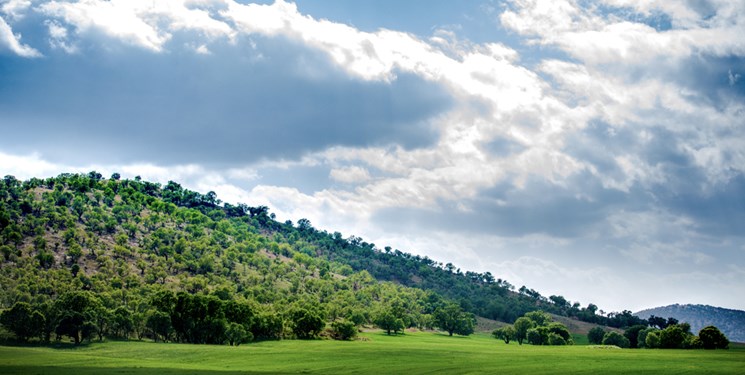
1 331 743 374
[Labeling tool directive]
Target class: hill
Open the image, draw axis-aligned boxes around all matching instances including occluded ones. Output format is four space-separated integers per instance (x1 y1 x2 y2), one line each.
635 304 745 342
0 172 630 344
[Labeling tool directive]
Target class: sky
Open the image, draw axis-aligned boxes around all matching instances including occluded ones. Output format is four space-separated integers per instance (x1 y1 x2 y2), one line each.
1 0 744 313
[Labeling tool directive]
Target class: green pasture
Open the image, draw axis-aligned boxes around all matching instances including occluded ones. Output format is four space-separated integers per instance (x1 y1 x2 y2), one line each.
1 331 743 374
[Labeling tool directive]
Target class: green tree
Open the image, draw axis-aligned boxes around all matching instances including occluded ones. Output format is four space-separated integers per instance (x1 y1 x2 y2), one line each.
645 331 661 348
433 303 475 336
547 332 567 345
513 317 534 345
492 325 516 344
331 319 358 340
226 322 251 346
659 324 688 349
698 326 729 349
637 327 657 348
524 310 551 326
546 322 572 344
602 331 630 348
624 324 647 348
291 307 325 339
112 306 133 339
587 327 605 344
54 291 100 345
526 327 547 345
147 310 173 342
0 302 44 342
375 310 404 335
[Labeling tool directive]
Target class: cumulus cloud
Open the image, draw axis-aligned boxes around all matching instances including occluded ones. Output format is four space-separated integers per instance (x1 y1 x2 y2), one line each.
501 0 745 64
329 166 371 184
1 0 31 20
0 15 41 57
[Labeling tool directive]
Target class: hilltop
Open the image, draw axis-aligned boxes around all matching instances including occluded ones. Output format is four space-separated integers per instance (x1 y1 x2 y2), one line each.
635 304 745 342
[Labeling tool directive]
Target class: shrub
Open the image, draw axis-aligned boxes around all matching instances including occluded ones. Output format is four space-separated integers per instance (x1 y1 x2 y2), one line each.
587 327 605 345
527 328 546 345
698 326 729 349
492 325 516 344
547 332 567 346
331 319 357 341
602 331 630 348
637 328 657 349
645 331 660 349
659 325 687 349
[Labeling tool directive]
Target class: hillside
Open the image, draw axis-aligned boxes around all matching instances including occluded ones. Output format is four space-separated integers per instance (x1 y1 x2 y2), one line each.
0 173 627 343
635 304 745 342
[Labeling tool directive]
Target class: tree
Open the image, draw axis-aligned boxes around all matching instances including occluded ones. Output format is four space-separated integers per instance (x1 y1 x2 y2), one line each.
546 322 572 344
513 317 534 345
112 306 133 339
226 322 251 346
659 324 688 349
0 302 43 342
647 315 668 329
698 326 729 349
547 332 567 345
645 331 661 348
637 327 657 348
331 319 358 340
492 325 516 344
147 310 173 342
433 303 475 336
524 310 551 326
291 307 325 339
54 291 100 345
624 324 648 348
602 331 630 348
527 327 547 345
375 310 404 335
588 327 606 345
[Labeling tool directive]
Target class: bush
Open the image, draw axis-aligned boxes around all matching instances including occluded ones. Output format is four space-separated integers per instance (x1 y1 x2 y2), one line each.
624 325 647 348
331 319 357 341
698 326 729 349
645 331 660 348
492 326 516 344
659 325 688 349
602 331 630 348
587 326 605 345
637 328 657 348
546 323 572 344
547 332 567 346
526 328 546 345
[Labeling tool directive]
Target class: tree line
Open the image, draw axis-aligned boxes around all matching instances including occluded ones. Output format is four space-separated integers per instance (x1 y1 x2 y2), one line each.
587 317 729 349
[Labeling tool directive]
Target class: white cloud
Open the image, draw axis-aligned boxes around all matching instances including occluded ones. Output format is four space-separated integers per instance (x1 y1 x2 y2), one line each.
39 0 236 52
729 69 741 86
45 19 77 53
329 166 371 184
501 0 745 65
0 14 41 57
0 151 62 178
1 0 31 20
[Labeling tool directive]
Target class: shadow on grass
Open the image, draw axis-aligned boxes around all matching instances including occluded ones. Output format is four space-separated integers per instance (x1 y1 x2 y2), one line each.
0 339 91 350
0 366 286 375
432 333 471 339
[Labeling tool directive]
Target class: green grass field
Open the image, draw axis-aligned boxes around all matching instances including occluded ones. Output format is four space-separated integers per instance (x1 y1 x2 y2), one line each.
1 331 743 374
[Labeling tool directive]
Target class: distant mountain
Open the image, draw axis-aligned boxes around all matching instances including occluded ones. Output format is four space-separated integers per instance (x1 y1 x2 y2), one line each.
635 304 745 342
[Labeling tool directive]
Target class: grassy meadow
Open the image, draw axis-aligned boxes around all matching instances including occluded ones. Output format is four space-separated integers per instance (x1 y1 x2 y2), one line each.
1 331 743 374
